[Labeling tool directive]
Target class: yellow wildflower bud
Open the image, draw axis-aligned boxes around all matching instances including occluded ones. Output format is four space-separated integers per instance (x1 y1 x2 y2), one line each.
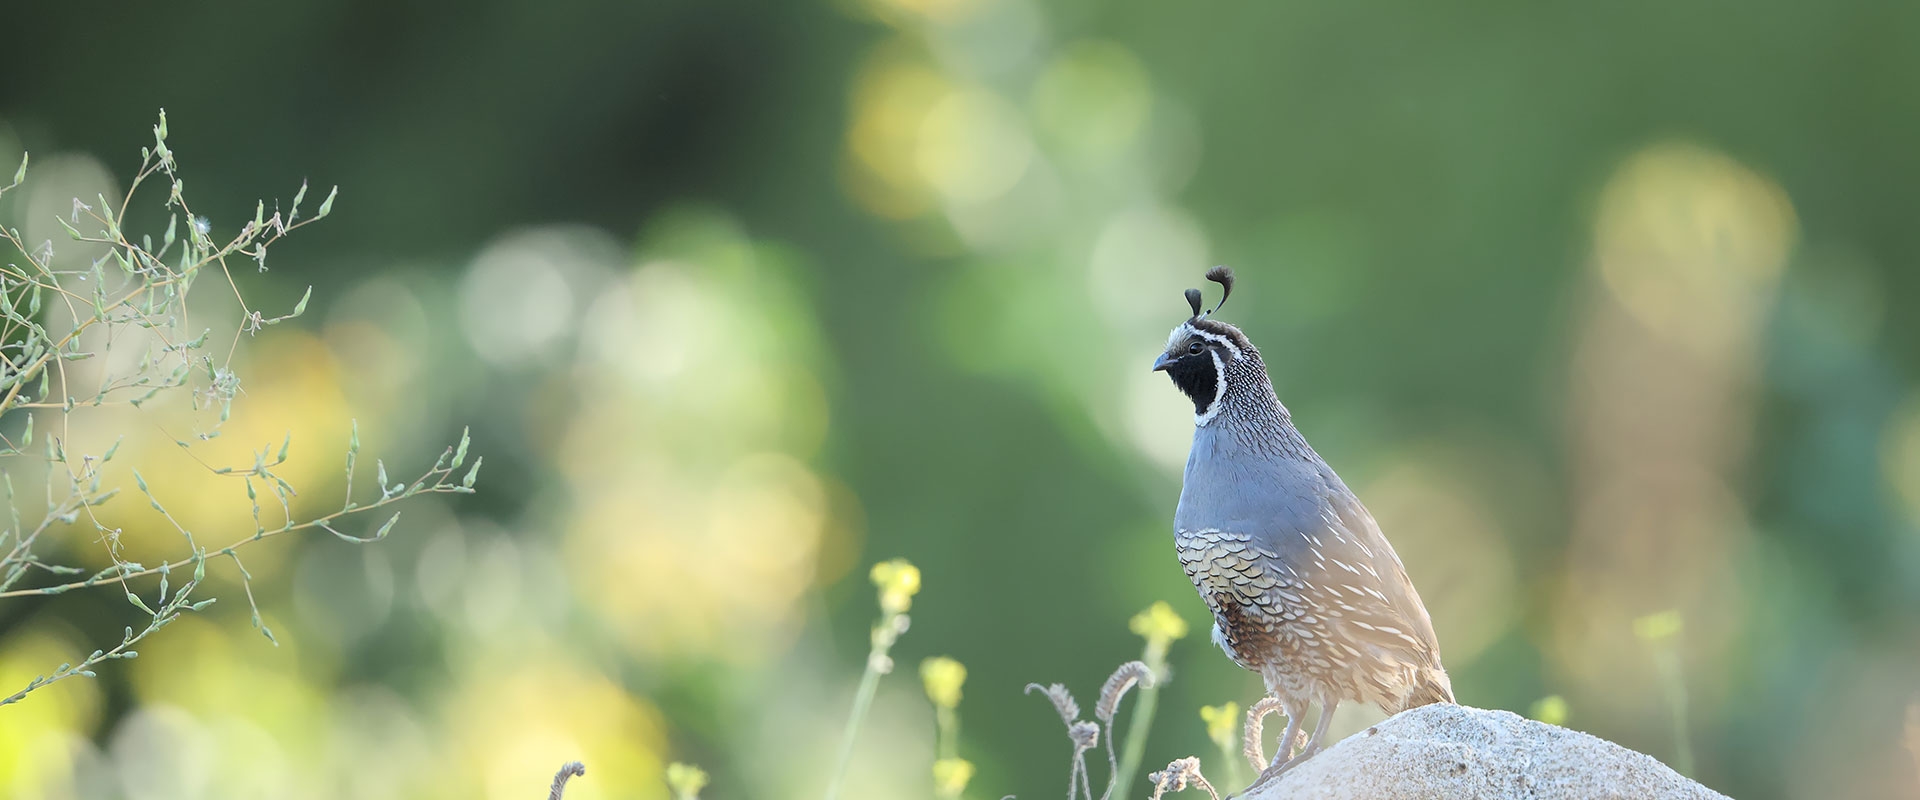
665 762 709 800
932 757 975 798
1632 610 1683 643
1199 702 1239 749
921 656 968 710
871 558 922 614
1529 695 1569 727
1129 601 1189 646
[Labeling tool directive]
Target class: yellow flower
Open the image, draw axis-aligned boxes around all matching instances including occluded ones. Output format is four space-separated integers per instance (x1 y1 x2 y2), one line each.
666 762 709 800
1129 601 1189 646
1529 695 1569 727
871 558 922 614
1632 610 1683 643
921 656 967 710
1199 702 1239 749
932 757 975 798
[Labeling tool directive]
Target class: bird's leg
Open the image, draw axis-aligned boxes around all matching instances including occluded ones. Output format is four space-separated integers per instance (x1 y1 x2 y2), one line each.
1243 700 1310 793
1298 701 1338 760
1263 700 1339 775
1267 703 1303 769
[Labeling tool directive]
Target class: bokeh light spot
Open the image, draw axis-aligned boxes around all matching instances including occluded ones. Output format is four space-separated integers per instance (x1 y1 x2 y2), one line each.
1881 395 1920 529
914 87 1035 205
460 227 622 368
1593 142 1797 356
1031 41 1153 163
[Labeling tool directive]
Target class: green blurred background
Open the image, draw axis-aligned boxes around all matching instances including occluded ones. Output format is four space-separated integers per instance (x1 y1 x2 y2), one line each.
4 1 1920 798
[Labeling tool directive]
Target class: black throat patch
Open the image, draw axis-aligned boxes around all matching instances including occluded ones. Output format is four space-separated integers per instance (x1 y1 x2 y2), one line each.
1163 351 1222 416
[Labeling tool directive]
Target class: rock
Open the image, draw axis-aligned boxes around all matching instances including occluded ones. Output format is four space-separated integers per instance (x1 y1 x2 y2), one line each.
1239 703 1727 800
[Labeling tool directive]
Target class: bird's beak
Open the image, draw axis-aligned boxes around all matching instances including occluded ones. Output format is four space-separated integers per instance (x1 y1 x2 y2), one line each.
1151 352 1176 372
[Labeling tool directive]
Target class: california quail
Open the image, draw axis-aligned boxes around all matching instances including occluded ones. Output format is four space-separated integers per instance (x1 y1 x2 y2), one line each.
1153 267 1454 786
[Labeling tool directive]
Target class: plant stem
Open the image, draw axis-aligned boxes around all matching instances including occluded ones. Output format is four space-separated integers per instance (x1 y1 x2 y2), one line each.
1654 649 1693 776
1112 641 1168 800
1217 737 1246 791
824 613 903 800
936 706 959 759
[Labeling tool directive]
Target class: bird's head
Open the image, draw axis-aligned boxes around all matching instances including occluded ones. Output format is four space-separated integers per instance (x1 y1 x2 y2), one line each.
1153 266 1257 424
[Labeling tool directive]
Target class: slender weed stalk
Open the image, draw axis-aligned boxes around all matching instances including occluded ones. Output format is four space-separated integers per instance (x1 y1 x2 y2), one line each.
1198 702 1244 790
1240 696 1290 772
1635 610 1692 776
0 111 479 708
547 762 586 800
1114 602 1188 799
921 656 975 798
1902 700 1919 786
823 558 920 800
1028 602 1195 800
1146 756 1219 800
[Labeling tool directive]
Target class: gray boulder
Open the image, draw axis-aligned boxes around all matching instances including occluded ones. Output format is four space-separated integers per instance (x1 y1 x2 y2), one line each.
1240 704 1727 800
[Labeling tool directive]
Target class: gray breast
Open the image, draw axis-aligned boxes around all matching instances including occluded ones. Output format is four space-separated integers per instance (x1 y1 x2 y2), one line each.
1175 422 1333 558
1172 421 1445 703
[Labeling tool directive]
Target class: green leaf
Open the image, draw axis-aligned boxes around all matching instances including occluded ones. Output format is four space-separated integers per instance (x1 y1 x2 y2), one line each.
253 614 277 646
452 426 471 469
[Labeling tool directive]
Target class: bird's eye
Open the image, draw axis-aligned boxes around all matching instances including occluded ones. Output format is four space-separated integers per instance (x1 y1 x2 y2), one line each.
1187 341 1204 355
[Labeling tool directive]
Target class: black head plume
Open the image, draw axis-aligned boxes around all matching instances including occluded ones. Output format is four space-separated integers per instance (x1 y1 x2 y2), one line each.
1184 288 1204 318
1204 266 1234 315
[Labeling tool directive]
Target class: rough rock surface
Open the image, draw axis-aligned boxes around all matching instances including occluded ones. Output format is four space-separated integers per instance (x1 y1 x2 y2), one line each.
1240 704 1728 800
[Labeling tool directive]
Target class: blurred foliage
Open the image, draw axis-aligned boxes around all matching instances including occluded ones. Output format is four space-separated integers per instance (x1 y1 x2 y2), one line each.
5 1 1920 799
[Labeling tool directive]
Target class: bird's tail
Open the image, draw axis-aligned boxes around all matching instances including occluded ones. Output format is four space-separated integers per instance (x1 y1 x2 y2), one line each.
1390 667 1456 714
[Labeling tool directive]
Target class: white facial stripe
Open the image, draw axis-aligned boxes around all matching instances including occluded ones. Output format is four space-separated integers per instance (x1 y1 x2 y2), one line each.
1193 349 1227 426
1165 321 1194 350
1165 321 1245 361
1187 328 1243 360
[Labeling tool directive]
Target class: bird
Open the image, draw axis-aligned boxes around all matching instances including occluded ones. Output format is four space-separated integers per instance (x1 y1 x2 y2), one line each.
1153 266 1454 788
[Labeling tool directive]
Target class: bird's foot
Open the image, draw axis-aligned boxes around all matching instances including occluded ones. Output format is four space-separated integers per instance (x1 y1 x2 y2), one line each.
1235 741 1324 797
